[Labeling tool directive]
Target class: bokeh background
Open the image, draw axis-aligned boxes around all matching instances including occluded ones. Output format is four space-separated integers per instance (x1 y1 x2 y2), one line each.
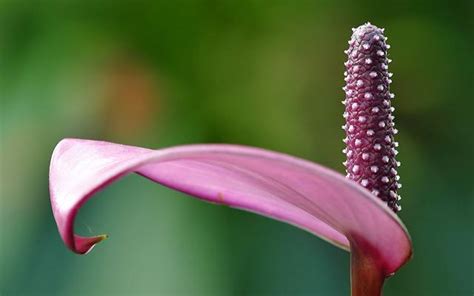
1 0 473 295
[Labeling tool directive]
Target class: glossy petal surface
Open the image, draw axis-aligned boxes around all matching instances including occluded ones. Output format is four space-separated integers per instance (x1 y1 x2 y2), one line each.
49 139 411 274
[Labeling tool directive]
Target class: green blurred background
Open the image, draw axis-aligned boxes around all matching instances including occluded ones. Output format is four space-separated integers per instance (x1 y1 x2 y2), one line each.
1 0 472 295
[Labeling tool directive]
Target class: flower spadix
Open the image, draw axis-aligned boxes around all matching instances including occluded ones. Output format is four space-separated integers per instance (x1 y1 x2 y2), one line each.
342 23 401 212
49 23 412 296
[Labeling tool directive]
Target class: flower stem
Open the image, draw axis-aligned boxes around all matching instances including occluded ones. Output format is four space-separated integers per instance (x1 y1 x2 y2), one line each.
350 240 385 296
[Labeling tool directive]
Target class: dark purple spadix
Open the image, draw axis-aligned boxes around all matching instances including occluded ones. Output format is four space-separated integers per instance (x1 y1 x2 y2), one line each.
342 23 401 212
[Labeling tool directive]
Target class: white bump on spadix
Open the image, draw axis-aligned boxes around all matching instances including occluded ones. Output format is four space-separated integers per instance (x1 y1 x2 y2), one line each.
352 165 360 173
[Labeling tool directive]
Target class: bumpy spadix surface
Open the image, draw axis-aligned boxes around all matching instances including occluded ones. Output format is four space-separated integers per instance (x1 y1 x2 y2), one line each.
49 138 411 275
342 23 401 212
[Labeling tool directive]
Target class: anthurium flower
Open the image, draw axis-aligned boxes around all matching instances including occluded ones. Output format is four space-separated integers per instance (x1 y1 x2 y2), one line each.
49 23 412 295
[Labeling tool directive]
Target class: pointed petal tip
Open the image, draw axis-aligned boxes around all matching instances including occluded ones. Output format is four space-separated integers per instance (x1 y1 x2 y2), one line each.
74 234 108 255
97 234 109 241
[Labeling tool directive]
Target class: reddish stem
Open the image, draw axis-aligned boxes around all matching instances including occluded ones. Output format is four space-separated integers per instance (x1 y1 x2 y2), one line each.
350 240 385 296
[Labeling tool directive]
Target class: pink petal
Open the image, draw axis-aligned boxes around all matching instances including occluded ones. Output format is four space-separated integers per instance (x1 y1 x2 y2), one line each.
49 138 411 275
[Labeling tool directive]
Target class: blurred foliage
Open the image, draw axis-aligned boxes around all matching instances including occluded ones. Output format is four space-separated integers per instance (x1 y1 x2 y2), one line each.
1 0 473 295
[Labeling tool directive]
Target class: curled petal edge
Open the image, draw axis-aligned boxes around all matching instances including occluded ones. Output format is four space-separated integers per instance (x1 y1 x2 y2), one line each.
49 138 412 278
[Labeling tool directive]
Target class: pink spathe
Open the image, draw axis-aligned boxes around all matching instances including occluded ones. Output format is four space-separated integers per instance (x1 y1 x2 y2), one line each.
49 138 411 277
